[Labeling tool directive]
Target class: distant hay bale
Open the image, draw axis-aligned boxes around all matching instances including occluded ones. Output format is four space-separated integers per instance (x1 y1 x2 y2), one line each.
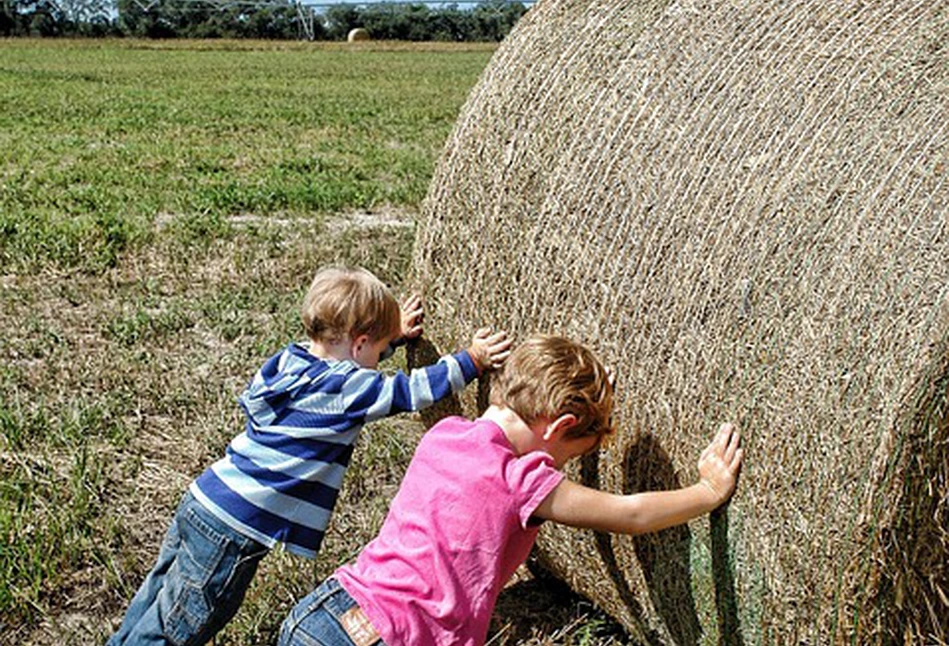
410 0 948 643
347 28 371 42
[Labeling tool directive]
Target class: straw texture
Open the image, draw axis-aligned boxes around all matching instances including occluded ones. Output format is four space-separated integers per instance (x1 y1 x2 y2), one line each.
410 0 948 642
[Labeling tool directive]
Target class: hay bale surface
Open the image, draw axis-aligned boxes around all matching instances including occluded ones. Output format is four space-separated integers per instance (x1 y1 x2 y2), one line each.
410 0 949 642
347 28 371 42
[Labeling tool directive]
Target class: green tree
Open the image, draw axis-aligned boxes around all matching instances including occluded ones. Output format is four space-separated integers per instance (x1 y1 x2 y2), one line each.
20 0 65 35
321 1 527 42
0 0 18 34
470 0 526 41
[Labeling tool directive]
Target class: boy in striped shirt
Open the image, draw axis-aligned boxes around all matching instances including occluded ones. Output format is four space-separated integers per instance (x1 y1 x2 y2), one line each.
107 266 511 646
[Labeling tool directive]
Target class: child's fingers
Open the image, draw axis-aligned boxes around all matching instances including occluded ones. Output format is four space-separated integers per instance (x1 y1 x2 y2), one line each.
401 301 423 337
402 293 422 310
403 300 423 320
731 447 744 473
716 423 734 451
488 350 511 365
488 348 511 363
473 327 491 340
723 426 740 464
489 335 512 350
488 339 510 356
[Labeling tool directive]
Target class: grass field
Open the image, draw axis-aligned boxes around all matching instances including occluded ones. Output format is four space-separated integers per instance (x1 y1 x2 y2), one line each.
0 39 632 645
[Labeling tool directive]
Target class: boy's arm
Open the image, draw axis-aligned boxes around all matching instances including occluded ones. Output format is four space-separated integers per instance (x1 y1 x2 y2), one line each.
535 479 719 535
534 423 742 535
348 328 512 421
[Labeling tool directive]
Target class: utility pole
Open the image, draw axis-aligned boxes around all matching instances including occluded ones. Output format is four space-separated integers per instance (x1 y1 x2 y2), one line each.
295 0 313 40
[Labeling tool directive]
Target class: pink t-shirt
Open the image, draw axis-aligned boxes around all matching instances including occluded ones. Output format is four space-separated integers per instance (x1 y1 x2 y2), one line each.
335 416 564 646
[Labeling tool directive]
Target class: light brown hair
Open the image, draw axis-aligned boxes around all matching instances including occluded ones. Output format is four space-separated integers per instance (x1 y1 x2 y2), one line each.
490 335 614 443
301 266 401 343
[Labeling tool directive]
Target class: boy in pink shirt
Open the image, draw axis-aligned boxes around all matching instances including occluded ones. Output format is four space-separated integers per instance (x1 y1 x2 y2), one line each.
278 335 743 646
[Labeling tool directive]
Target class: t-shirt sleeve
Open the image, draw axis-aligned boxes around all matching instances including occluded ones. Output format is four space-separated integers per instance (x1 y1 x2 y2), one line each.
507 452 565 530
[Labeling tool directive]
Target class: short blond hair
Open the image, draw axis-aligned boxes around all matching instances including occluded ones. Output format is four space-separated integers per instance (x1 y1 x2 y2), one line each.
490 335 614 443
301 266 401 343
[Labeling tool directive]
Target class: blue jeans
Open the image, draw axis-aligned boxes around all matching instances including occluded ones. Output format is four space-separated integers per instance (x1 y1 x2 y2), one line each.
279 578 385 646
106 492 268 646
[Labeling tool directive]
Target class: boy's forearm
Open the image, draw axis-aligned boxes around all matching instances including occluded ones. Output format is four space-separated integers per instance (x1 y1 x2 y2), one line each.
537 478 722 535
618 484 720 535
541 424 741 534
374 351 475 416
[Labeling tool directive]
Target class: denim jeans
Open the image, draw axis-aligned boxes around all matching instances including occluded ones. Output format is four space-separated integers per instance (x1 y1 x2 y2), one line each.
106 491 268 646
278 578 385 646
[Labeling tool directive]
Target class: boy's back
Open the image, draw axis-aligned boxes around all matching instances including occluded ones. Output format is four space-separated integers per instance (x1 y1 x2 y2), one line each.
191 341 478 558
337 415 562 644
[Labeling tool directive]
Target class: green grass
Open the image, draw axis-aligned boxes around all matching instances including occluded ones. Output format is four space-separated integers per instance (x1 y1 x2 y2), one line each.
0 39 635 646
0 38 492 273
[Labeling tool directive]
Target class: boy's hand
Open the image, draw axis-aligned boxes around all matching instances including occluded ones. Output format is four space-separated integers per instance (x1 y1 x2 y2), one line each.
697 423 743 508
400 294 424 341
467 328 512 373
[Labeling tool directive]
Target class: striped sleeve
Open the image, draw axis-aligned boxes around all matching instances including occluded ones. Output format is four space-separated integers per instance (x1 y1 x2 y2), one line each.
344 350 478 424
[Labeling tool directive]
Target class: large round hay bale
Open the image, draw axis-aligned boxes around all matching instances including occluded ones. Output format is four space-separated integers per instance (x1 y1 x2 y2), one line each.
410 0 948 642
347 27 371 42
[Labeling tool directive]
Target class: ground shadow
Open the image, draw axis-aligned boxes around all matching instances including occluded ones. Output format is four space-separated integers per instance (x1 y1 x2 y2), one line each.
491 563 631 645
579 449 666 646
621 433 702 645
710 505 743 646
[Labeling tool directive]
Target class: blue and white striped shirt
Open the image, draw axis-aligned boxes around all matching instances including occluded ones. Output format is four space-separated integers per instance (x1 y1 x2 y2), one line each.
190 342 478 558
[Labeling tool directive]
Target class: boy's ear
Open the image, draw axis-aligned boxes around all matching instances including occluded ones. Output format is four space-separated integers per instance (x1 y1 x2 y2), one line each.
351 334 371 353
542 413 578 441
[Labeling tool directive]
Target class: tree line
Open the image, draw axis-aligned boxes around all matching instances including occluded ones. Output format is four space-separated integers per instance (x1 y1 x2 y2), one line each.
0 0 528 40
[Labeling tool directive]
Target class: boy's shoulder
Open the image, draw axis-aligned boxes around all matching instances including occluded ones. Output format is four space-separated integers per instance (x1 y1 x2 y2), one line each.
250 343 363 395
257 342 320 377
272 343 360 373
425 415 499 445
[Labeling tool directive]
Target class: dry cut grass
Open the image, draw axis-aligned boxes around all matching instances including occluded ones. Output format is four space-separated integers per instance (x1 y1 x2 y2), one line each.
0 38 638 646
0 214 636 645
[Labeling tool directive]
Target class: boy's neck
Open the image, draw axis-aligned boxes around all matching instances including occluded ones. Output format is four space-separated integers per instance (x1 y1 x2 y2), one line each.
480 405 539 457
308 338 354 363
